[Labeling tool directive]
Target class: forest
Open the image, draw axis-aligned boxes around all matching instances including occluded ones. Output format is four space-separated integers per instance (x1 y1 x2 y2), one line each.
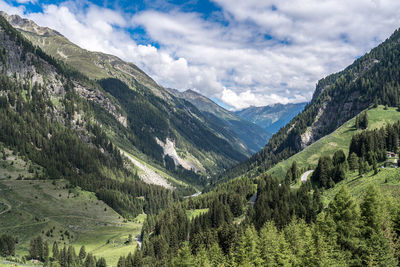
121 120 400 266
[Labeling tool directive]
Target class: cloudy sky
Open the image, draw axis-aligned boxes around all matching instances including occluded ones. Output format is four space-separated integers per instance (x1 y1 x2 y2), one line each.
1 0 400 110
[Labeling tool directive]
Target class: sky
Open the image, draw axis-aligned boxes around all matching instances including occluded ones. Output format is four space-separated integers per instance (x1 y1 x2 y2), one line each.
1 0 400 110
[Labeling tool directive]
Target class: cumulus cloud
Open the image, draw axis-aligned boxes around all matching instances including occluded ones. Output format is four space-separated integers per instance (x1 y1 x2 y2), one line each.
129 1 400 108
1 0 400 109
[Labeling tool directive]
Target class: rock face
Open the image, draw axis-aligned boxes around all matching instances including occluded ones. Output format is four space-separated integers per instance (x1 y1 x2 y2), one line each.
0 13 128 133
74 82 127 127
156 137 202 172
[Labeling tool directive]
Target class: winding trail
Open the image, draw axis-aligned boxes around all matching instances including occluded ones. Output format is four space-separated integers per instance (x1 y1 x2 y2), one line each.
0 200 11 215
301 170 314 183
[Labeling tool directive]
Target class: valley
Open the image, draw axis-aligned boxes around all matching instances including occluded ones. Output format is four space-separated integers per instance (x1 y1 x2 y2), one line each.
0 7 400 267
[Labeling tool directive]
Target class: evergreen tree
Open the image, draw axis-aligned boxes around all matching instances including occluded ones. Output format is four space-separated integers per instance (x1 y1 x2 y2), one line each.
171 242 195 267
284 219 317 266
348 152 359 171
96 257 107 267
0 235 15 257
327 186 362 264
235 226 262 266
79 245 87 261
360 186 397 266
29 236 44 261
259 221 291 266
84 253 96 267
43 241 49 262
52 241 59 261
311 156 334 188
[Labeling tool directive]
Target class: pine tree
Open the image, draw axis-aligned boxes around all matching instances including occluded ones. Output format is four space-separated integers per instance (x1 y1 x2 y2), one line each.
259 221 291 266
117 256 126 267
43 241 49 262
171 242 195 267
348 152 359 171
360 186 397 266
29 236 44 261
208 243 225 266
79 245 87 261
328 186 362 264
235 226 262 266
96 257 107 267
195 246 211 267
52 241 59 261
85 253 96 267
284 219 316 266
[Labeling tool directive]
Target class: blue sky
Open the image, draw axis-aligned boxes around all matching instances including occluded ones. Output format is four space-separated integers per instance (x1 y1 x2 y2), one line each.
2 0 400 110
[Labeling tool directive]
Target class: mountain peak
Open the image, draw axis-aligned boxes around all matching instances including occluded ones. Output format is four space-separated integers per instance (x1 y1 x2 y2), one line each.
0 11 62 37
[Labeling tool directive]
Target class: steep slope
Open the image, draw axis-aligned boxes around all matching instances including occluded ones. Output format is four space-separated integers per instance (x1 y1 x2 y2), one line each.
268 105 400 179
223 26 400 180
235 102 307 134
166 88 270 153
0 14 178 217
1 12 248 177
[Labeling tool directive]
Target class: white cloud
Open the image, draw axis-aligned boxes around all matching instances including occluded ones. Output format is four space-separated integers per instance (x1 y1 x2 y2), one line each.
0 1 25 15
130 1 400 108
15 0 36 4
221 88 308 110
1 0 400 109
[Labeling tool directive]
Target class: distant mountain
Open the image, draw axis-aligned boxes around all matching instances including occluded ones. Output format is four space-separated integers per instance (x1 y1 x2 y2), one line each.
235 103 307 134
166 88 270 153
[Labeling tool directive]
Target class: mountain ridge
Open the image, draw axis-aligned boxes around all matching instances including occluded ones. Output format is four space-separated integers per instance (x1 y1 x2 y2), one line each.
0 11 252 178
235 102 307 134
166 88 270 153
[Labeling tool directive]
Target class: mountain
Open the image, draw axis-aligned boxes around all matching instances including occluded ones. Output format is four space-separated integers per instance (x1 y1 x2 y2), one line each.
222 26 400 181
267 105 400 179
166 88 270 153
235 102 307 134
0 12 251 180
1 10 400 267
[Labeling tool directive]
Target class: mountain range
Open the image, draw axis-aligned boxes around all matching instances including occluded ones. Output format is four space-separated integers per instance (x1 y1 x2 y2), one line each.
235 102 307 134
166 88 271 153
1 10 400 267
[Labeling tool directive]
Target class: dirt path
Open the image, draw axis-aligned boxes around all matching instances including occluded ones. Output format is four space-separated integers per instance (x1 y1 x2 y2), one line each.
0 200 11 215
121 151 173 189
301 170 314 183
249 193 257 206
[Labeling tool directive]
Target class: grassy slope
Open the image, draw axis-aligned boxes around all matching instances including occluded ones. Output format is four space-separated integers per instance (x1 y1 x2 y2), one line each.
0 150 142 267
322 168 400 206
0 179 142 266
268 106 400 179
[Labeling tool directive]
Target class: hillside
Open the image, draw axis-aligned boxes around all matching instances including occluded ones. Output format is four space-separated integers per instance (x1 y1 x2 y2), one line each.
0 177 142 266
135 105 400 266
0 12 252 179
268 106 400 179
235 102 307 134
223 26 400 181
166 88 270 153
0 13 183 265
